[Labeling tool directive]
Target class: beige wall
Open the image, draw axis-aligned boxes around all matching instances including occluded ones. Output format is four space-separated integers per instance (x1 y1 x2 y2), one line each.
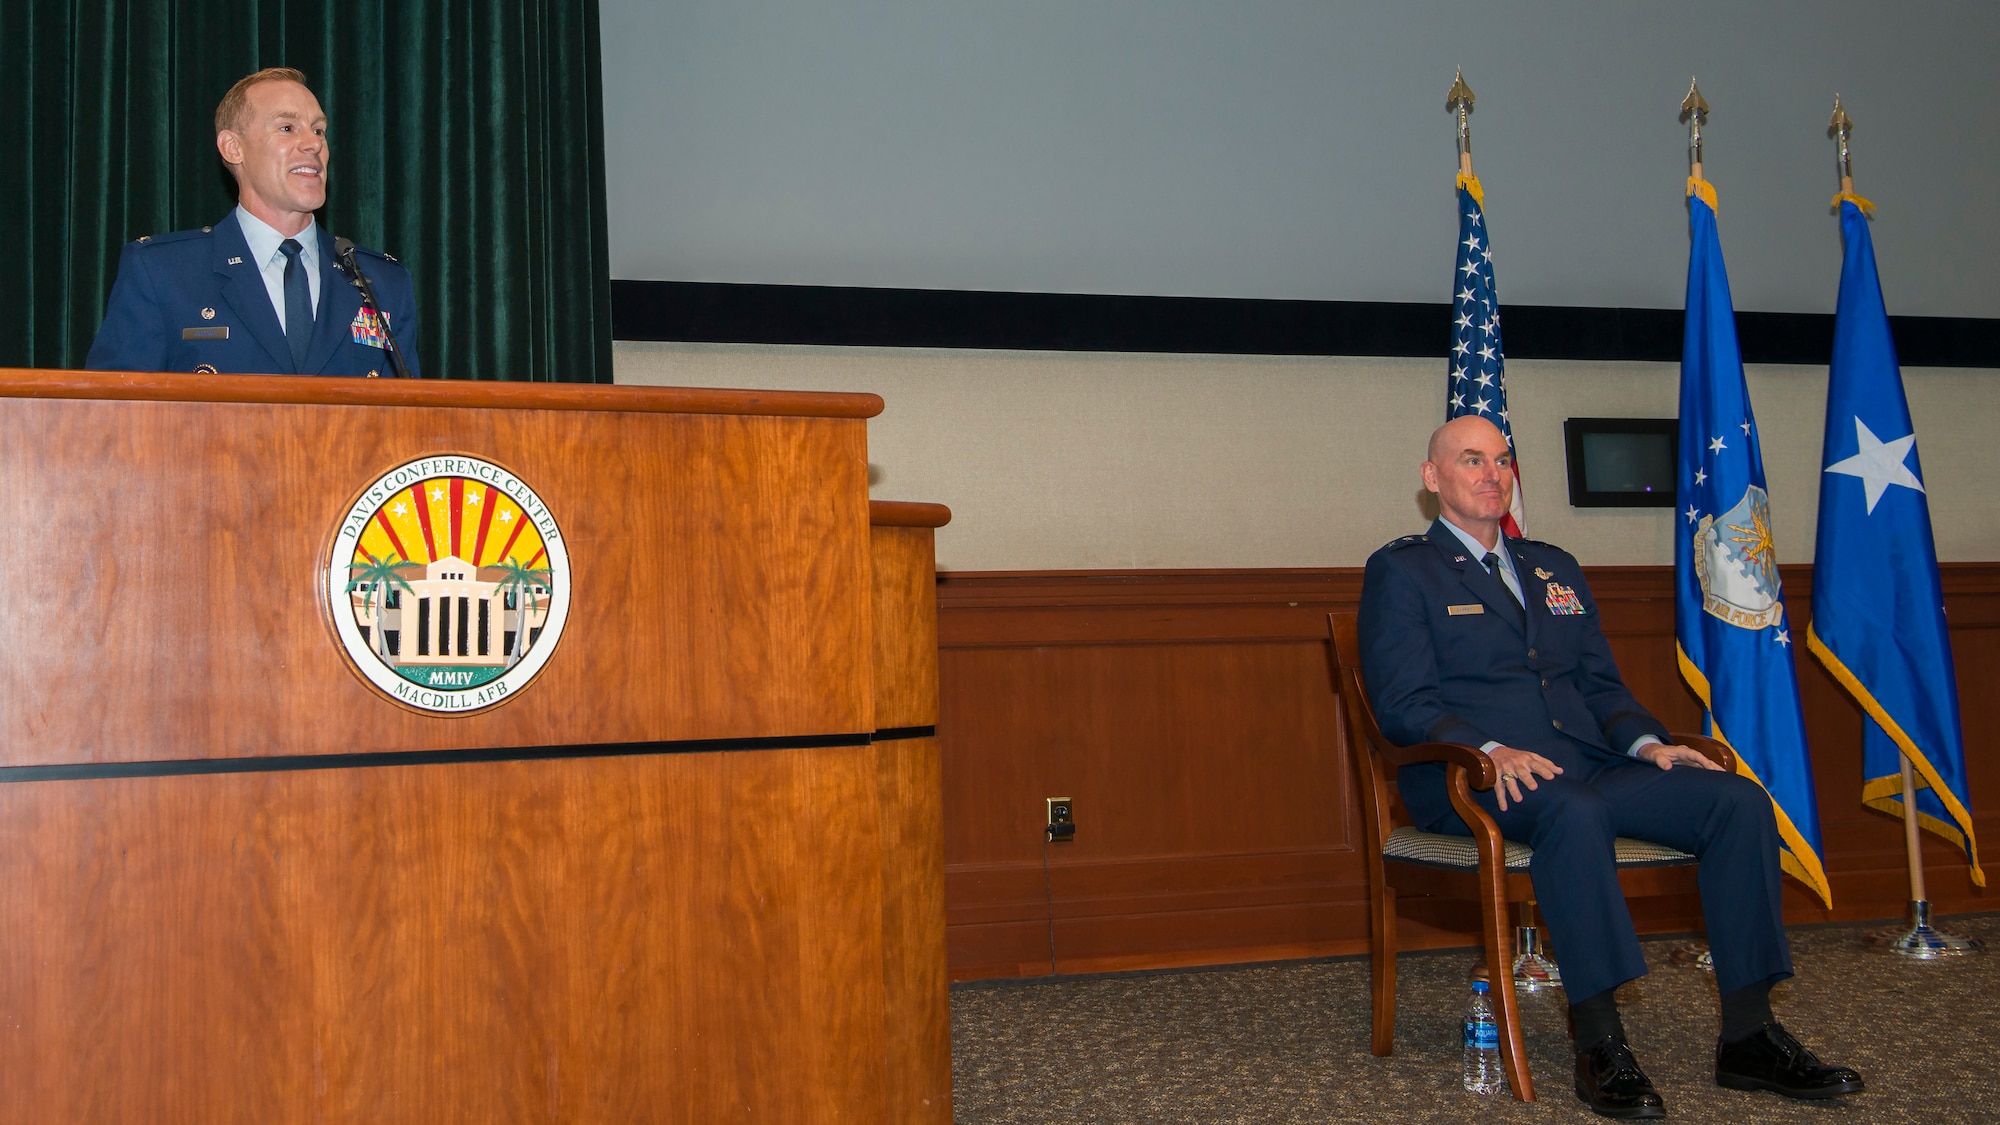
616 341 1998 572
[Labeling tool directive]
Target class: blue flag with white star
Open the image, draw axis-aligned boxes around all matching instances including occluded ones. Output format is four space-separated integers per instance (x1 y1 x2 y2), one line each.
1446 178 1526 536
1809 199 1982 886
1674 181 1830 906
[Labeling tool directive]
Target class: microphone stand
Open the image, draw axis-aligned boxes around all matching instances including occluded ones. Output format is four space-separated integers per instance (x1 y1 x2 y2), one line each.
333 236 416 379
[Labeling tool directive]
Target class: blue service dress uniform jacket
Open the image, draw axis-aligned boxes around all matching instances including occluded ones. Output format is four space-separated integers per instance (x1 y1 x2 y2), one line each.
1357 519 1792 1001
85 212 422 378
1358 521 1669 767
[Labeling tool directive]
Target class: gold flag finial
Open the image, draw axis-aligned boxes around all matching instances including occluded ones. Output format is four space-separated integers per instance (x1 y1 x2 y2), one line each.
1447 68 1476 176
1446 68 1475 114
1830 94 1854 193
1679 78 1709 123
1828 94 1869 209
1680 79 1709 180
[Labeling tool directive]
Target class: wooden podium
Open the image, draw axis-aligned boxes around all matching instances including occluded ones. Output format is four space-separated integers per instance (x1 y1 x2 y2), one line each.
0 370 951 1123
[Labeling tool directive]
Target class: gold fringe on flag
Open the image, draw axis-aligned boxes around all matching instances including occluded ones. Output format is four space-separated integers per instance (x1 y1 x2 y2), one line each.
1677 644 1834 907
1807 625 1984 886
1686 176 1718 212
1455 171 1484 209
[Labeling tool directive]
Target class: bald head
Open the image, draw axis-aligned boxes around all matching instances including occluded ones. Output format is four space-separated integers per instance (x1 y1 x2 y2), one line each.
1421 415 1515 547
1427 415 1508 466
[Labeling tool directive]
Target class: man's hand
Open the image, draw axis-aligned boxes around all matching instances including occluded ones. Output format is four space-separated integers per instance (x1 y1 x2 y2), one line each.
1635 742 1726 772
1486 746 1563 811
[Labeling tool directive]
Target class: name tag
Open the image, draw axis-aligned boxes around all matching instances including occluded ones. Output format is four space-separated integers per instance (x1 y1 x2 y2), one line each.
182 326 229 340
1447 604 1485 616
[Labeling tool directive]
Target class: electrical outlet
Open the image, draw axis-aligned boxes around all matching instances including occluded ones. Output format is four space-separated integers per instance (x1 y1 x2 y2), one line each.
1045 796 1075 842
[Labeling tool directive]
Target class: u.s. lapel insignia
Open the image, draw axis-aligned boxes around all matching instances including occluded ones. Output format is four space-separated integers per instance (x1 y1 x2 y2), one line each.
1544 581 1586 615
227 256 244 265
1534 567 1553 580
201 307 216 320
1453 555 1468 563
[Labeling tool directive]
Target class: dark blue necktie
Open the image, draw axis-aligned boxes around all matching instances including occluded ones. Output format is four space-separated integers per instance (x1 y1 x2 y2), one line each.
280 238 313 372
1483 552 1526 627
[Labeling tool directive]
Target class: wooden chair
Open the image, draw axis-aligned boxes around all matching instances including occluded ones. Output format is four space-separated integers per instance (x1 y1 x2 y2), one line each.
1326 612 1734 1101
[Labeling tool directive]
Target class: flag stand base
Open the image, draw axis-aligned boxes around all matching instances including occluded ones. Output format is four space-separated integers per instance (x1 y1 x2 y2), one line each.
1865 900 1984 958
1512 923 1563 994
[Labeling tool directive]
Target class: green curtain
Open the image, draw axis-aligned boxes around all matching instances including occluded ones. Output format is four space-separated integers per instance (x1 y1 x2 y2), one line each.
0 1 612 382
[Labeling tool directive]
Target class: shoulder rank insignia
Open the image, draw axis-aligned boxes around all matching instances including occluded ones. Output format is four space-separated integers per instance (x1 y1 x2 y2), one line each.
1534 567 1553 580
1544 582 1586 616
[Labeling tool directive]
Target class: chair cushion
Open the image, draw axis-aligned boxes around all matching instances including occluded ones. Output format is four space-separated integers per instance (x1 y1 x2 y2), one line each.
1382 825 1695 870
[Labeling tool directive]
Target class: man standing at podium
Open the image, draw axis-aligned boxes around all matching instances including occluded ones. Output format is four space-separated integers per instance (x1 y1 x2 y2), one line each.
86 68 422 378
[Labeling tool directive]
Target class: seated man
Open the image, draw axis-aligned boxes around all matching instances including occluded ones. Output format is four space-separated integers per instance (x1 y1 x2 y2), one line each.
1358 415 1861 1119
86 67 420 378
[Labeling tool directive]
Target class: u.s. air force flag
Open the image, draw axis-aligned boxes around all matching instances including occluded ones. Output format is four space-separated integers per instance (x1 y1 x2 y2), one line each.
1674 178 1831 906
1808 197 1983 886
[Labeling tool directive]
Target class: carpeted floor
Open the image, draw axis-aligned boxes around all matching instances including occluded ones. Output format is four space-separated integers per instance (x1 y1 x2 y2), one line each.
950 915 2000 1123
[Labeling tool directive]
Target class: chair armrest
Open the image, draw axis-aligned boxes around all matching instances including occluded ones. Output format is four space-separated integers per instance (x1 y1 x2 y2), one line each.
1378 739 1499 790
1665 733 1736 773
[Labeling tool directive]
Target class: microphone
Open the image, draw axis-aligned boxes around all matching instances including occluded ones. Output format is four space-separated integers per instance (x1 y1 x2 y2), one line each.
334 236 416 379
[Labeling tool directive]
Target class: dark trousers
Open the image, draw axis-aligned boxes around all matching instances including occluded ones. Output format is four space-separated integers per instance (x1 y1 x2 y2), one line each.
1402 751 1794 1002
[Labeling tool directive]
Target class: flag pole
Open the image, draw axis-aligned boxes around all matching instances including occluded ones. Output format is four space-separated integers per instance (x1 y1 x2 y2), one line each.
1829 98 1983 957
1830 95 1855 198
1446 67 1558 992
1900 755 1928 905
1667 78 1723 974
1680 80 1708 183
1872 753 1982 955
1448 68 1476 180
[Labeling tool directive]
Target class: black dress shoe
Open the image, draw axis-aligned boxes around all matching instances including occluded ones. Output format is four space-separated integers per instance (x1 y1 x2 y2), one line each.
1715 1023 1865 1099
1574 1035 1666 1119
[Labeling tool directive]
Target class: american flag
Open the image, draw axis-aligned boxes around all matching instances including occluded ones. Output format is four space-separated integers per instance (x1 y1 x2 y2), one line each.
1447 182 1526 536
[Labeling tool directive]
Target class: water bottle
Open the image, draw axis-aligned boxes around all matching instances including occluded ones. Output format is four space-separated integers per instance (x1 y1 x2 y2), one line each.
1462 980 1504 1094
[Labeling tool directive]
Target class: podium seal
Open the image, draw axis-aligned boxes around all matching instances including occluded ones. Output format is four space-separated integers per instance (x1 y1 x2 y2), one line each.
325 454 571 714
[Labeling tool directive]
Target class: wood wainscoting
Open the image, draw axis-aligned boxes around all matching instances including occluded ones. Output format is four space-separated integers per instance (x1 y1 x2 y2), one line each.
937 565 2000 981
